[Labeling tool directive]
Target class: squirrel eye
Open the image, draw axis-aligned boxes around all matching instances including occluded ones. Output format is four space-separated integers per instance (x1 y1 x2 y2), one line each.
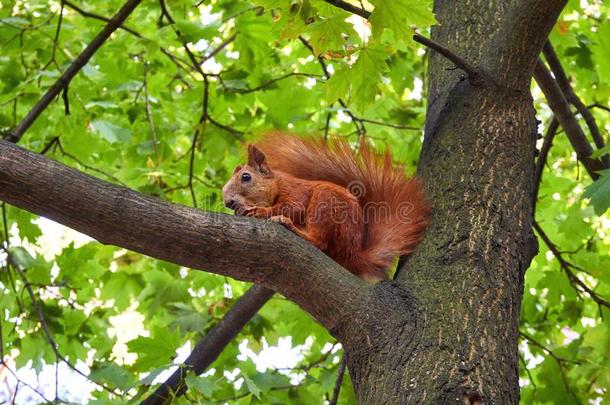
241 172 252 182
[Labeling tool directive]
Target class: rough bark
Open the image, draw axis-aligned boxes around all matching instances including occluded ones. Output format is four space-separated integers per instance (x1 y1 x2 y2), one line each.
342 0 566 403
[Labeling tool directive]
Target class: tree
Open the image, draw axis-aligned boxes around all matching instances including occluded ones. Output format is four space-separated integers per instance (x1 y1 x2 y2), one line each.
0 0 609 403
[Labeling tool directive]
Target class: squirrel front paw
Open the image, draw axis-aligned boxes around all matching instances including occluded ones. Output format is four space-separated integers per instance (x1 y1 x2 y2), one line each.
238 206 270 218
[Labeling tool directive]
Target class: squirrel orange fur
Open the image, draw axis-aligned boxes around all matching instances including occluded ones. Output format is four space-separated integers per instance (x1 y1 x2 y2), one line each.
222 133 429 282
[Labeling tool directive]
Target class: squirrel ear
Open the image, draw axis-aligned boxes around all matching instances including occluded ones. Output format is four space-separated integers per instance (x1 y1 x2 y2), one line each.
247 145 271 175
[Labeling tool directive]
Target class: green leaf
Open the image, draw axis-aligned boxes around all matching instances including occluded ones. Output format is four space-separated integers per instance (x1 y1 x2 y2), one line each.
369 0 436 44
325 65 351 104
243 374 262 399
90 363 136 392
583 169 610 215
90 120 132 144
7 246 35 270
174 19 220 43
350 44 390 111
308 16 356 56
127 325 181 371
61 309 88 336
186 374 217 397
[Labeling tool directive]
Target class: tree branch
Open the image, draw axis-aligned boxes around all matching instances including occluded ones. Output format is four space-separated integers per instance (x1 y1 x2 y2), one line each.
413 34 483 84
329 354 347 405
140 285 274 404
533 221 610 309
533 117 559 211
6 0 145 143
519 331 582 404
0 140 366 338
322 0 370 19
63 0 142 37
542 42 607 154
299 36 365 136
63 0 194 75
224 72 324 94
533 60 605 180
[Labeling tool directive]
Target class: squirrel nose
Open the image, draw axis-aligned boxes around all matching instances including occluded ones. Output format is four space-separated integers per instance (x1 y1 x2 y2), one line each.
224 199 236 210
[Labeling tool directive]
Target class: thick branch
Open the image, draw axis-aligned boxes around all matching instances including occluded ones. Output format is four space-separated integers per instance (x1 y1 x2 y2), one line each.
0 140 365 337
542 42 606 153
141 285 274 405
7 0 144 142
533 60 605 179
491 0 567 87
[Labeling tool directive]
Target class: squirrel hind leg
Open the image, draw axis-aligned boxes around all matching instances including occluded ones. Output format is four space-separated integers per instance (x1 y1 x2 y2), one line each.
270 215 328 250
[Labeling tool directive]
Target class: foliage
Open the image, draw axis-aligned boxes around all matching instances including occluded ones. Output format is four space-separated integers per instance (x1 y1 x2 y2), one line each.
0 0 608 403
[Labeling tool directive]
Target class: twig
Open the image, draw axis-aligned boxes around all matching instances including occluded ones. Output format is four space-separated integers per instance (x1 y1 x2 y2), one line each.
62 87 70 115
186 82 209 208
588 103 610 114
323 0 370 18
7 0 145 143
63 0 142 37
139 285 274 405
533 221 610 309
158 0 208 76
519 332 579 365
208 117 244 137
413 34 483 84
7 252 123 397
224 72 323 94
299 36 365 136
0 361 53 403
63 0 193 75
533 60 605 179
533 117 559 210
1 204 25 314
357 118 419 130
39 136 61 155
329 354 347 405
43 0 64 71
143 62 160 165
54 140 126 185
518 352 537 389
519 332 581 404
159 1 242 144
201 33 237 64
324 109 332 139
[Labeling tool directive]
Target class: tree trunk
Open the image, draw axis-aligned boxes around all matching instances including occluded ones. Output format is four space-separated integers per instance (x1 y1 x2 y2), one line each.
338 0 566 403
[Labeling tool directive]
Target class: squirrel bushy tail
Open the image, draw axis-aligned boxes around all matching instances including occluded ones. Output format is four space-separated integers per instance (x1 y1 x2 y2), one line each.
256 132 429 278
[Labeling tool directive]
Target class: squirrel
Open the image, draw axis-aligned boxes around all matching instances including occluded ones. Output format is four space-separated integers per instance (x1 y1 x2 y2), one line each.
222 133 429 282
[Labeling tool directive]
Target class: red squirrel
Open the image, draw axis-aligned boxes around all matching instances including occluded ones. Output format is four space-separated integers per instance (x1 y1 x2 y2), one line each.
222 133 429 282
